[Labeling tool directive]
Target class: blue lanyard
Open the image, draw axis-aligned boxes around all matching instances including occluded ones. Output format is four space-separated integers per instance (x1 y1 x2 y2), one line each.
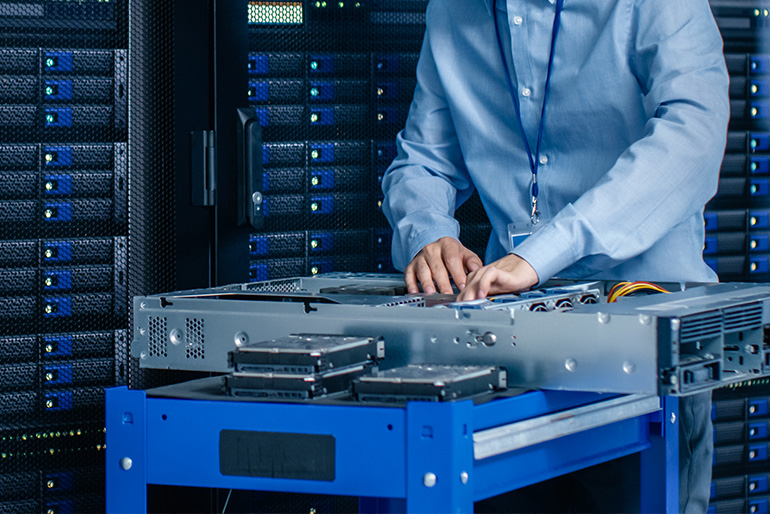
493 0 564 224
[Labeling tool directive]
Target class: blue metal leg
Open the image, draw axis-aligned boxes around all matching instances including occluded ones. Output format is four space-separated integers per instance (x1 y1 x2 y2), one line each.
106 387 148 514
640 396 679 514
405 400 475 514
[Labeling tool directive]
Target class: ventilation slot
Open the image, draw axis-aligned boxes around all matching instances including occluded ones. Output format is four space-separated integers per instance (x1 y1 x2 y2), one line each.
723 303 764 333
245 278 301 294
185 318 205 360
380 297 425 307
148 316 168 357
680 311 723 344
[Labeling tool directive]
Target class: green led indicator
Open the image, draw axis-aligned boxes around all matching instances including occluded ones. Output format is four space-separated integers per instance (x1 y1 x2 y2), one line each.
752 107 759 117
315 1 321 6
311 202 319 211
45 58 55 67
44 209 54 219
311 239 318 248
752 184 758 194
322 1 327 6
46 114 55 124
752 162 758 171
45 153 54 162
752 139 758 149
311 266 319 275
45 86 54 96
45 181 54 191
311 176 319 186
310 113 319 122
310 87 319 97
752 84 759 94
338 1 344 7
311 150 320 159
44 249 53 259
756 8 761 16
752 240 758 249
310 61 319 70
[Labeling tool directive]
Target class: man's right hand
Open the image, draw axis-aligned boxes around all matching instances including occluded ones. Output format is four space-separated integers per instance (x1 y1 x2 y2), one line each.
404 237 483 295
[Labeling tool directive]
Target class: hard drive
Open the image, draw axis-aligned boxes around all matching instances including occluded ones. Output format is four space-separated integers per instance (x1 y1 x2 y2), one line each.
229 334 384 374
225 362 376 399
353 364 507 402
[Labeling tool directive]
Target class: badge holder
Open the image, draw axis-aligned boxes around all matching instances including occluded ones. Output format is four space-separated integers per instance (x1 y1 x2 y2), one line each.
508 219 543 252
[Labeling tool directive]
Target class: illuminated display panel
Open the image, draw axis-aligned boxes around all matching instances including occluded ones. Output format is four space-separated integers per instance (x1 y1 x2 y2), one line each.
248 1 303 25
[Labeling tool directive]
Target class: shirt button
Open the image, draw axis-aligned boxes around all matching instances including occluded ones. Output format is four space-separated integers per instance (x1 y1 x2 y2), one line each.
513 16 523 25
539 155 548 165
521 87 531 97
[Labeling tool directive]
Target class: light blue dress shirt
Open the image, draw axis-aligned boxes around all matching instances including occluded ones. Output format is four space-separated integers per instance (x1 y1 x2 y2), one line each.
382 0 730 284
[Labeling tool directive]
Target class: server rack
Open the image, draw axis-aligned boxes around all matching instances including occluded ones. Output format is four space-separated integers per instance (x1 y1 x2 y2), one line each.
706 3 770 513
706 3 770 281
0 2 128 511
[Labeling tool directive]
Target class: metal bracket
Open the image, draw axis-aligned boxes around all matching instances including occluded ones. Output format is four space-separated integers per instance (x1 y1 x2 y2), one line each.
473 394 661 460
191 130 216 207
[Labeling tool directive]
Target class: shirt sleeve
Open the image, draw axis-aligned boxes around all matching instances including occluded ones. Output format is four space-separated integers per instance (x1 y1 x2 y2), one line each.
512 0 730 283
381 6 475 271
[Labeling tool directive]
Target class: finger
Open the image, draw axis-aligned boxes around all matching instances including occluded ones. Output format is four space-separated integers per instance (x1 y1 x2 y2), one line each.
415 258 437 295
404 264 420 294
479 267 522 298
446 259 468 290
475 267 496 299
429 258 454 294
444 250 469 291
456 267 484 301
464 250 483 273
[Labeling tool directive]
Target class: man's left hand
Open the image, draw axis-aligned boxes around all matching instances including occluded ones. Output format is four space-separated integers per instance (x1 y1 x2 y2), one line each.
456 254 539 301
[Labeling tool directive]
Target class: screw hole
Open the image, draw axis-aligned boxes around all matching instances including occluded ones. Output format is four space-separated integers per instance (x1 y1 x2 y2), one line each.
161 414 167 421
387 424 393 431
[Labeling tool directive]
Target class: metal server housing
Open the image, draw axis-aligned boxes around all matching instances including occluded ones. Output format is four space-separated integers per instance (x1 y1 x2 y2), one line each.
131 273 770 396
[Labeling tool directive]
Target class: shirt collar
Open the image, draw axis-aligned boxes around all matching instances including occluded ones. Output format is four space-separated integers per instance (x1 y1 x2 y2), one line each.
483 0 556 16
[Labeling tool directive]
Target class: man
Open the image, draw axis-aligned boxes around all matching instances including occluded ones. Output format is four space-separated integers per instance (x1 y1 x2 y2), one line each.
382 0 730 512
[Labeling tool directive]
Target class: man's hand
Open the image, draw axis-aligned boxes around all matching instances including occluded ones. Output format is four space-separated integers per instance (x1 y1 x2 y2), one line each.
405 237 483 294
456 254 539 301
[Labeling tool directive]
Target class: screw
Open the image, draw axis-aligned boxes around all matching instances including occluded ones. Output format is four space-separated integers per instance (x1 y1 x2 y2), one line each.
423 472 437 487
120 457 133 470
670 412 676 424
460 471 469 484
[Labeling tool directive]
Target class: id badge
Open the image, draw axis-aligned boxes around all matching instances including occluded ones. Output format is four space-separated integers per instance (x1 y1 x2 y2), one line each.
508 220 542 252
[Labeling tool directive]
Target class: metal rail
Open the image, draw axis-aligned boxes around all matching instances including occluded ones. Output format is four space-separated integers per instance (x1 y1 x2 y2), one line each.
473 393 661 460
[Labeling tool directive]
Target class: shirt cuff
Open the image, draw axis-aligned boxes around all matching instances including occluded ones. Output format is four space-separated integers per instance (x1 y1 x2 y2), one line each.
405 224 461 264
512 221 579 286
